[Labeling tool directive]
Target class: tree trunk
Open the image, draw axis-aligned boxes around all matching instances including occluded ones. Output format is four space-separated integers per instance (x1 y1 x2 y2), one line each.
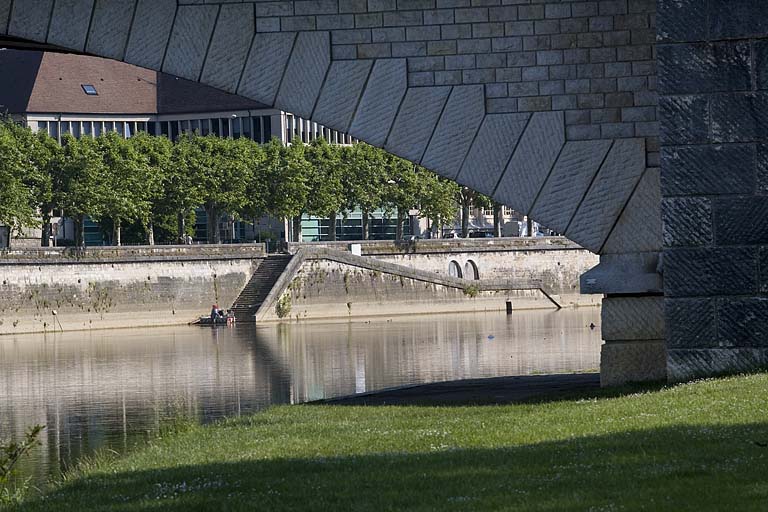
396 208 405 240
177 212 186 244
206 206 221 244
328 211 337 241
40 209 52 247
292 215 302 243
526 216 534 237
113 219 121 247
147 222 155 246
75 214 85 248
461 201 470 238
362 208 370 240
493 203 503 237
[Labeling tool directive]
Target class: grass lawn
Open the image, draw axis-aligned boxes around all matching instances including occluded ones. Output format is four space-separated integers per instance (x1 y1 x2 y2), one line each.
15 374 768 511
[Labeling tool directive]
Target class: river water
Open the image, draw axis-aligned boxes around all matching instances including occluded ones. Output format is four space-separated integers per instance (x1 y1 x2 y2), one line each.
0 308 601 485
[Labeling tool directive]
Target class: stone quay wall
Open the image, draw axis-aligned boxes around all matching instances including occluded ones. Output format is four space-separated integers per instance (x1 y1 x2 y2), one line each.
0 245 266 335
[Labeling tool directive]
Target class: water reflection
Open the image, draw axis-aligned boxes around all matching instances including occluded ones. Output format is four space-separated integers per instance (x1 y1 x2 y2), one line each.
0 308 601 483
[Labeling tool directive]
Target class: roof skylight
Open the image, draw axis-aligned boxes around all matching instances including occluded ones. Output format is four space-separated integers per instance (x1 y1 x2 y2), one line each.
81 84 98 96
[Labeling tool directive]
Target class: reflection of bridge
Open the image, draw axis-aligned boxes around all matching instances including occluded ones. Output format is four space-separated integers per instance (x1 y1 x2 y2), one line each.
1 1 762 384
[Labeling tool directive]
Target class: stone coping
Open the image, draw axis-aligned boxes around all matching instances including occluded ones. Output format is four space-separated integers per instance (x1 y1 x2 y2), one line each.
285 236 584 256
0 243 267 264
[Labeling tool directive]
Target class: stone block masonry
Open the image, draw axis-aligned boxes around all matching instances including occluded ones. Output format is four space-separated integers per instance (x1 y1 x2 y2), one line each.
658 0 768 381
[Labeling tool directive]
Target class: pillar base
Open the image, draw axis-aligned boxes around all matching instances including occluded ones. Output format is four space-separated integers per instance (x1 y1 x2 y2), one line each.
601 340 667 387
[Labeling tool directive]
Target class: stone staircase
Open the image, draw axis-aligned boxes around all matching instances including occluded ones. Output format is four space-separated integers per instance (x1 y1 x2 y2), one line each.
230 254 293 322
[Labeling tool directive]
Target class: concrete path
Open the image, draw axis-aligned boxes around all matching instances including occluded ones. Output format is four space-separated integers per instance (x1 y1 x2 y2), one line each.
312 373 601 407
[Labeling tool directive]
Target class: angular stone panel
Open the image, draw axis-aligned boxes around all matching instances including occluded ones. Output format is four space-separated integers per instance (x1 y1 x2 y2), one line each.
602 168 663 254
8 0 53 42
495 112 565 215
312 60 373 133
48 0 93 52
200 4 255 94
665 298 717 348
124 0 177 71
385 86 451 164
421 85 485 180
567 139 646 252
86 0 137 61
275 31 331 119
163 5 218 82
349 59 408 148
527 139 612 234
661 144 756 196
661 197 713 248
455 113 530 197
664 247 758 298
238 32 296 107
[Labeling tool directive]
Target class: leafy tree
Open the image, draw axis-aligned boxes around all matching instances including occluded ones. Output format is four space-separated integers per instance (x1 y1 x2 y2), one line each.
0 121 35 235
457 187 493 237
305 138 345 241
58 134 109 247
94 132 151 246
185 135 252 244
382 155 421 240
260 139 310 242
168 135 206 243
343 143 386 240
128 132 172 245
417 169 460 239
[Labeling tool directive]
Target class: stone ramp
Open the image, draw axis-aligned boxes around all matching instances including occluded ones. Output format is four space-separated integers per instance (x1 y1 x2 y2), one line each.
310 373 601 406
252 247 562 322
230 254 293 322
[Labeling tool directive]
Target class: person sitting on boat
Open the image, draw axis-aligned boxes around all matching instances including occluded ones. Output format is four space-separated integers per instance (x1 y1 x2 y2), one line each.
211 304 220 323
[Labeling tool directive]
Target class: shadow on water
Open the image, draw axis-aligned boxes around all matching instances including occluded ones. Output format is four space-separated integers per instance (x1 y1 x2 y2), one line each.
307 373 669 407
18 423 768 511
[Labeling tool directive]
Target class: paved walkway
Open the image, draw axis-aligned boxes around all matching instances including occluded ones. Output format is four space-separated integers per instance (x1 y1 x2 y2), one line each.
313 373 601 406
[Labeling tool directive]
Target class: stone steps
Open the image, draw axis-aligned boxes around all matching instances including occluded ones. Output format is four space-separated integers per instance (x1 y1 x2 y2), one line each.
230 255 293 322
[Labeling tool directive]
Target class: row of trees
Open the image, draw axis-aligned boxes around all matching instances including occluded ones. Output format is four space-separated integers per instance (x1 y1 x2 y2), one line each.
0 119 501 246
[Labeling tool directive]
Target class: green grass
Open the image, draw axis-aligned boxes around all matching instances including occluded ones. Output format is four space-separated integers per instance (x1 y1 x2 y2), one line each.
16 374 768 511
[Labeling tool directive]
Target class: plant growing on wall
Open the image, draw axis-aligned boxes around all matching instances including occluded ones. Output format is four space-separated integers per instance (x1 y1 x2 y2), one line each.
275 293 291 319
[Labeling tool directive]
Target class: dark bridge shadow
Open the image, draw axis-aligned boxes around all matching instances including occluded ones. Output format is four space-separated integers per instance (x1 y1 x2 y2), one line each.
19 423 768 511
308 373 666 407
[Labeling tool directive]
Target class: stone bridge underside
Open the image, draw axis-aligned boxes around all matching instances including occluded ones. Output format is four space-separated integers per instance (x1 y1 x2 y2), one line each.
1 0 762 384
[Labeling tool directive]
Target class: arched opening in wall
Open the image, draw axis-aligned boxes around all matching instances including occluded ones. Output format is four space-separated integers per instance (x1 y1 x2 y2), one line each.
448 260 463 278
464 260 479 280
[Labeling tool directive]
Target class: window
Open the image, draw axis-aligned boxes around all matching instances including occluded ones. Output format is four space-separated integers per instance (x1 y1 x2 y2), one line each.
448 260 463 279
71 121 81 138
200 119 209 136
232 117 241 138
221 118 229 138
93 122 102 137
210 118 220 136
83 122 92 137
242 117 251 140
81 84 98 95
263 116 271 142
37 121 47 133
464 260 479 280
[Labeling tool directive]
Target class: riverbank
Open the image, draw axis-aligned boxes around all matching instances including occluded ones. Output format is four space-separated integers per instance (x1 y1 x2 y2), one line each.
16 373 768 511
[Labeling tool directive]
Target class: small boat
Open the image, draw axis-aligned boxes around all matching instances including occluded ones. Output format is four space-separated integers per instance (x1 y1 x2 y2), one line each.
193 315 235 326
